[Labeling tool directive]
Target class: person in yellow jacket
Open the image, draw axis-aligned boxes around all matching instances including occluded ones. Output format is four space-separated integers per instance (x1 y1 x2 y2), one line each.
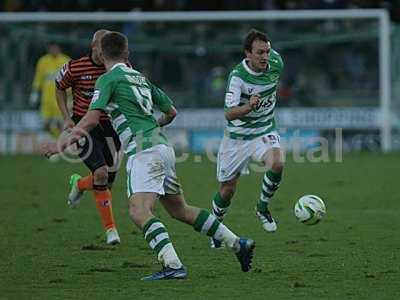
30 42 70 136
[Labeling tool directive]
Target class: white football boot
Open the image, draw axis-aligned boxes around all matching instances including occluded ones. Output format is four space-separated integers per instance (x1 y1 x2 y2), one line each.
106 228 121 245
256 209 277 232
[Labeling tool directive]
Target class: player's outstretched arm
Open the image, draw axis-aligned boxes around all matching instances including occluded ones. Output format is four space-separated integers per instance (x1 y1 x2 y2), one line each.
158 106 177 127
42 110 101 158
225 94 260 121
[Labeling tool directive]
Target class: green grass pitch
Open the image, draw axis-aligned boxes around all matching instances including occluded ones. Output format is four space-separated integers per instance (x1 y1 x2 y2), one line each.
1 153 399 299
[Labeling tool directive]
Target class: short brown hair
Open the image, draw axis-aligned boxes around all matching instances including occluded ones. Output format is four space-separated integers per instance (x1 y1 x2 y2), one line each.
101 31 128 60
244 29 269 52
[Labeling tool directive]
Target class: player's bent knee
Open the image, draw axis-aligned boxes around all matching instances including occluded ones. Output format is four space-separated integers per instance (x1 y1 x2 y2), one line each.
220 183 236 200
271 161 284 173
93 166 108 185
128 202 139 219
128 201 148 225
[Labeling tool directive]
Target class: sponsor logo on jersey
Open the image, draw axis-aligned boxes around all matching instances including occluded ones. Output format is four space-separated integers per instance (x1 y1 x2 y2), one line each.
248 88 254 94
80 75 92 80
82 91 94 97
91 90 100 104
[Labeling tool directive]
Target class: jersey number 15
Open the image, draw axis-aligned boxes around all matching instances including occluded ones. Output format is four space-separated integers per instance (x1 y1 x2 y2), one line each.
125 75 153 115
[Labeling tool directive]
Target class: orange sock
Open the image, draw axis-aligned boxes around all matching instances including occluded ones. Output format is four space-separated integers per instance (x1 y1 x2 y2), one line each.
93 189 115 230
77 175 93 191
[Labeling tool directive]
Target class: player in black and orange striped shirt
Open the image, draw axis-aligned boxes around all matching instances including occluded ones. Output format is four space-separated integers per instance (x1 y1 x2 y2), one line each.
55 30 121 245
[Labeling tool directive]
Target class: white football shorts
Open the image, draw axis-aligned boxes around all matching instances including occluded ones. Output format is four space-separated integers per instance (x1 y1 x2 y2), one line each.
126 144 182 197
217 131 281 182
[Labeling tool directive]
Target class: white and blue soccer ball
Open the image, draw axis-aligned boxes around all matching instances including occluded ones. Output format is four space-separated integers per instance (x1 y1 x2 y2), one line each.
294 195 326 225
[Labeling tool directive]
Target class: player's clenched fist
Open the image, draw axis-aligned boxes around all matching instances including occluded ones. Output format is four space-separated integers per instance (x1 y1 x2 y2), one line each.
249 94 261 109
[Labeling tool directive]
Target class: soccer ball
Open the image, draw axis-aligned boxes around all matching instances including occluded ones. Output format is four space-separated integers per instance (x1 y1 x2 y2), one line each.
294 195 326 225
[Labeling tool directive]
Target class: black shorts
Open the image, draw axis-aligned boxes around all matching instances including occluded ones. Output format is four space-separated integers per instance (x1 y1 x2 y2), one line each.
72 115 121 173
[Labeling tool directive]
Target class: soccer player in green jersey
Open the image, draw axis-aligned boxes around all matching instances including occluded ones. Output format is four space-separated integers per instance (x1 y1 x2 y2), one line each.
210 29 285 248
43 31 255 280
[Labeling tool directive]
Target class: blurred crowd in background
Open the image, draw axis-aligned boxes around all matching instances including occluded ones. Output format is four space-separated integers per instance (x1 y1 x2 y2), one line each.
0 0 398 110
1 0 399 22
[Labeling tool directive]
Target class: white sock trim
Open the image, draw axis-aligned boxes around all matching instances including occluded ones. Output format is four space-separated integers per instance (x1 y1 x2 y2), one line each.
149 232 170 249
213 223 238 249
158 243 183 269
144 222 164 240
201 214 216 234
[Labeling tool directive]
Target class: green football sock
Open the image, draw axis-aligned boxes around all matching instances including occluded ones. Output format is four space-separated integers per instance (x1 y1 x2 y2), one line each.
143 218 182 269
211 192 231 221
257 170 282 213
193 209 238 249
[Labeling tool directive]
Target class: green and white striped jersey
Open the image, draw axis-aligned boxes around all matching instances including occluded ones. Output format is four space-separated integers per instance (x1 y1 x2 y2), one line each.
89 63 173 156
224 49 283 140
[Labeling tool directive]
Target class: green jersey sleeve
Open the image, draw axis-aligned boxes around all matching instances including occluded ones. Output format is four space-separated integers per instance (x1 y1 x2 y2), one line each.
89 75 114 111
149 82 173 113
269 49 284 74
